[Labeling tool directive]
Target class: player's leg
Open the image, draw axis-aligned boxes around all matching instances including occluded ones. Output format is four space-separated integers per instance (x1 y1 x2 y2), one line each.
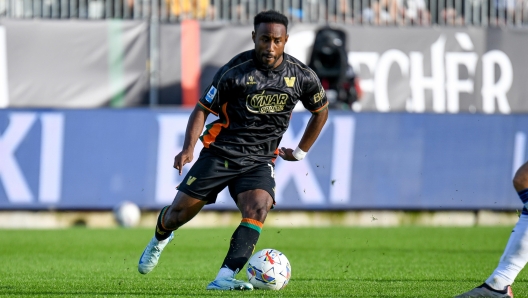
138 192 206 274
207 162 275 290
207 189 273 290
222 189 273 273
484 162 528 290
154 192 208 240
455 161 528 298
138 150 228 275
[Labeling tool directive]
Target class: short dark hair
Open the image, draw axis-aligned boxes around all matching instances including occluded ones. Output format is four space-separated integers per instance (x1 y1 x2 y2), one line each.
254 10 288 32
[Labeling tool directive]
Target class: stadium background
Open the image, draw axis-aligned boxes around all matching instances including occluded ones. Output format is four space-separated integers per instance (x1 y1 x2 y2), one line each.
1 0 528 228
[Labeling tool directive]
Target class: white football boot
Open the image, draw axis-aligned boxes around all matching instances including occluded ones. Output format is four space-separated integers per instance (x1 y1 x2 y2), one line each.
454 284 513 298
137 232 174 274
206 278 253 291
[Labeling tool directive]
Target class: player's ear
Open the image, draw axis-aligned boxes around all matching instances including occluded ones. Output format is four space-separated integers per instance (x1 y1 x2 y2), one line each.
284 34 289 44
252 31 256 43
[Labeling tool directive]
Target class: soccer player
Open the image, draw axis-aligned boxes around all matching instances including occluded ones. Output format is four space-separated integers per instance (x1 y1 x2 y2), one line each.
137 10 328 291
455 161 528 298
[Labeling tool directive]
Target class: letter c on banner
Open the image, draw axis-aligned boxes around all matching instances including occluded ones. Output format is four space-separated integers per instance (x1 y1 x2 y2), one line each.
374 50 409 112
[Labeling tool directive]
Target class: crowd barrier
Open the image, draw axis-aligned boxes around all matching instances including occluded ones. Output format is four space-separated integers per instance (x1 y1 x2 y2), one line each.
0 109 525 211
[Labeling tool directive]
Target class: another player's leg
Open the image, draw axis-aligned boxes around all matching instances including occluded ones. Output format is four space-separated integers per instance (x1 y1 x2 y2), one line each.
138 192 206 274
455 161 528 298
206 189 273 290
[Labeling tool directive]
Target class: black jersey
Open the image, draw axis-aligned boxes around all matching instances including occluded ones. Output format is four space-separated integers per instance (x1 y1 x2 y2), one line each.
197 49 328 165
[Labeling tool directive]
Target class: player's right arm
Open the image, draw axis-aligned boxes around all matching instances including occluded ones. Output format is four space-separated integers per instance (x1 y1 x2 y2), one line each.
173 66 224 174
173 105 210 175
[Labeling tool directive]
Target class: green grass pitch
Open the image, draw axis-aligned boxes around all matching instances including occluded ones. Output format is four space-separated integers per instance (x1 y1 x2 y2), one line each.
0 226 527 297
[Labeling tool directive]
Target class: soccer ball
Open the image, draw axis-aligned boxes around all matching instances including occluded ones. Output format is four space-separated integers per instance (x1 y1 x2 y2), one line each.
113 201 141 227
246 248 291 290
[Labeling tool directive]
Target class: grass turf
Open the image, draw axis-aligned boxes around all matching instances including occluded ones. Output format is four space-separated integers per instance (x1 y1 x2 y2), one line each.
0 227 526 297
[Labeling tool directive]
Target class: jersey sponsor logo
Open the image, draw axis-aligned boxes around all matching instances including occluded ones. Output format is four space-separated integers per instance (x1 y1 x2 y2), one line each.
205 86 217 103
186 176 197 185
313 88 325 103
246 90 289 114
284 77 296 87
247 76 257 85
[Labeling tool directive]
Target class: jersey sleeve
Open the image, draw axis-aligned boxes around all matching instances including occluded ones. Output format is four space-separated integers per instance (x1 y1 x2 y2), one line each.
198 67 226 116
300 72 329 113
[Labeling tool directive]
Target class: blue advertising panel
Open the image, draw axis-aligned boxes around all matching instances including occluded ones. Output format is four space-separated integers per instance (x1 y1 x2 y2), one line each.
0 109 525 210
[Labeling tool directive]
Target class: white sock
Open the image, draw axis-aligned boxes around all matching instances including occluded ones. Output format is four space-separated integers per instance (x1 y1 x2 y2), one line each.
215 266 235 280
486 214 528 290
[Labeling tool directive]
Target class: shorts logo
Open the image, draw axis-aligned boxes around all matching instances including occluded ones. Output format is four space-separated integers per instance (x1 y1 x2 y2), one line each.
205 86 217 103
186 176 197 185
284 77 296 88
313 88 325 103
246 90 289 114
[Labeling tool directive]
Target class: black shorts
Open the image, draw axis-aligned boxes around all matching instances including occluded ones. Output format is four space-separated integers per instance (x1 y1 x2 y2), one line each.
177 150 276 205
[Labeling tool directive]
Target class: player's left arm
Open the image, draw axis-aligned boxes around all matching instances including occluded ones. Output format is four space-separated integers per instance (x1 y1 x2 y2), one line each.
279 108 328 161
280 71 329 161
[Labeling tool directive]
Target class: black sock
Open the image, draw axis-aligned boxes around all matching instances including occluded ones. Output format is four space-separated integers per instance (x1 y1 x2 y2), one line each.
221 218 263 272
154 206 172 241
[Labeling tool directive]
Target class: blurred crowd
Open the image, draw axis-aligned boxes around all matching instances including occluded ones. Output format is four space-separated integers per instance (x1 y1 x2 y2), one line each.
1 0 527 26
158 0 528 26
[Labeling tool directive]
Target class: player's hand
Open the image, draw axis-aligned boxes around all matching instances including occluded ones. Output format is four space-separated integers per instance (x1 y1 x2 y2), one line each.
279 147 298 161
173 150 194 175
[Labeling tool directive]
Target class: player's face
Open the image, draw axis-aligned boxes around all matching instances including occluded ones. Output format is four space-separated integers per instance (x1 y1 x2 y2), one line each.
252 23 288 69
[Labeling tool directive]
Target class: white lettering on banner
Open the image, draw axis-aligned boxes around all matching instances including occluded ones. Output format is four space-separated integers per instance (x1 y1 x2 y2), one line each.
0 26 8 108
409 36 446 113
0 114 36 202
329 116 355 203
274 115 328 204
38 114 64 203
155 115 230 204
374 50 409 112
348 52 379 97
512 132 526 178
455 32 474 51
482 50 512 114
350 33 513 114
0 113 65 203
445 52 478 113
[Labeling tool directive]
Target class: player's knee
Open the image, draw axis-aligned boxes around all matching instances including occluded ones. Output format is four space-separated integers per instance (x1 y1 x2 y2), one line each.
241 203 270 222
513 166 528 191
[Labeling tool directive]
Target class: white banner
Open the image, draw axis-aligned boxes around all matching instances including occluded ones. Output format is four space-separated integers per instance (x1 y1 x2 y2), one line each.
0 26 8 108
